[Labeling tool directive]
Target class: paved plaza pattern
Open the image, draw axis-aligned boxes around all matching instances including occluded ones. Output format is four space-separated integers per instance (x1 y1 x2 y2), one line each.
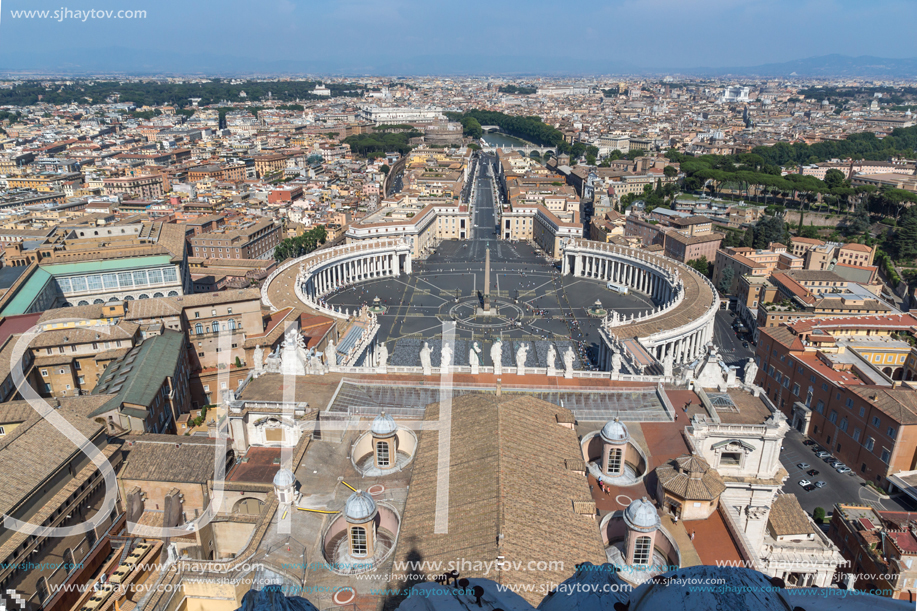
325 239 656 369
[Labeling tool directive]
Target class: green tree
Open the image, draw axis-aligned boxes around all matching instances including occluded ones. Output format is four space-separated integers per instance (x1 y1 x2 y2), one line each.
663 165 678 179
823 168 847 189
380 164 391 175
687 256 711 277
892 206 917 260
718 267 735 294
813 507 826 523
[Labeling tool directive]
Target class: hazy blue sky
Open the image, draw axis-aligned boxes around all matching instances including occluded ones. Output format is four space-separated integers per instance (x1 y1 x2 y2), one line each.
1 0 915 73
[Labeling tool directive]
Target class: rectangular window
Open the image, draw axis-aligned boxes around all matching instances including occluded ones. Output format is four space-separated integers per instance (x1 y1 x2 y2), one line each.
147 268 163 284
881 449 891 464
377 441 390 467
845 397 853 408
839 418 848 433
865 437 875 451
887 426 897 438
633 535 652 566
872 416 881 427
853 427 861 442
70 276 87 292
117 272 134 287
829 410 837 424
792 384 800 397
859 406 866 417
133 270 148 286
815 400 824 414
102 274 118 290
351 527 367 556
86 275 103 291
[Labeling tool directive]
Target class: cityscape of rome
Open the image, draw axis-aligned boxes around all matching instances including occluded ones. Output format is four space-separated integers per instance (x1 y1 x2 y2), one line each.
0 1 917 610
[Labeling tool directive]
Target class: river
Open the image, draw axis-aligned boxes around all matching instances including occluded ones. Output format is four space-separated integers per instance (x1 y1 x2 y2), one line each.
480 132 531 148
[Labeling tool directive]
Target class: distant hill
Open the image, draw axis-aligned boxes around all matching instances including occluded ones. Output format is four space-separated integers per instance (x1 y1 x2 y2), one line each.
680 54 917 78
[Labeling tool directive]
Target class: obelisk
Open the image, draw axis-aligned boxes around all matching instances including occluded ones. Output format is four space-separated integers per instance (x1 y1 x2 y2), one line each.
483 247 491 312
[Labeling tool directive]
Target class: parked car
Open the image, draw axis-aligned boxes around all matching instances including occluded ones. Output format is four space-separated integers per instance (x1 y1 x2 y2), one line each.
836 466 852 474
797 463 810 469
815 481 827 488
803 440 816 446
803 483 816 491
743 341 749 348
815 451 830 458
798 479 812 487
823 456 839 464
806 469 820 476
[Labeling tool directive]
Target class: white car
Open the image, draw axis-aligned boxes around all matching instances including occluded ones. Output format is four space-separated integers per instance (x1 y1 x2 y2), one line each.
836 466 852 474
797 463 810 469
798 479 812 487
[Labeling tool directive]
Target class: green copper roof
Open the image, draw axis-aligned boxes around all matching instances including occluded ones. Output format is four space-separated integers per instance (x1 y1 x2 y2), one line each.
91 329 185 419
42 255 173 276
1 267 52 315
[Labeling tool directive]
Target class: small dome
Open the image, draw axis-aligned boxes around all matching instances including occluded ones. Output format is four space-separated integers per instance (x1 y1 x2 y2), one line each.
273 468 295 488
371 412 397 438
344 490 377 523
624 497 660 532
600 418 629 444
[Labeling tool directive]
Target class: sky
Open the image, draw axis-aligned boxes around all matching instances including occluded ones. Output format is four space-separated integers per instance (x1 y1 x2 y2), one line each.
0 0 915 74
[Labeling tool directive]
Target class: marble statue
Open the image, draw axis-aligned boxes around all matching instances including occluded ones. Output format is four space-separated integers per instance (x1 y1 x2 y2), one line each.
546 344 557 376
280 328 307 376
441 343 453 369
663 352 674 378
744 357 758 384
377 342 389 372
253 345 264 375
563 346 575 379
611 352 622 375
469 342 481 375
325 339 336 367
491 340 503 376
515 343 528 376
420 341 433 376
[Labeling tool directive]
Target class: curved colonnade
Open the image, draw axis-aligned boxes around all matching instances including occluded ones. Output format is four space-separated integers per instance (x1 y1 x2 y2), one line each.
262 238 412 319
262 237 717 374
562 238 718 371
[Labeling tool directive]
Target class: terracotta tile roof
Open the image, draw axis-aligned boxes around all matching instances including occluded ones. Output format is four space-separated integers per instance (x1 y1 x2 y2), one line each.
656 453 726 501
390 394 606 605
768 493 815 537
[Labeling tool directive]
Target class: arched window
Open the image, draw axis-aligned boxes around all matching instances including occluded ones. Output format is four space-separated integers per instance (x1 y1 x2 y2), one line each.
195 323 203 335
229 319 237 330
606 448 622 475
93 299 104 305
376 441 390 467
350 526 367 557
633 535 652 566
211 321 219 333
167 291 179 297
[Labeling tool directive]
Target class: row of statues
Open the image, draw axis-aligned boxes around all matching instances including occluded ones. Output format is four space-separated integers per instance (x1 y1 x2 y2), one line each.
418 340 575 377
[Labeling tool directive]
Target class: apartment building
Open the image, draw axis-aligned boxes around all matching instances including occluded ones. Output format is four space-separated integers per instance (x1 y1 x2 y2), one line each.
755 314 917 490
91 329 191 434
828 504 917 602
188 218 280 261
103 174 169 199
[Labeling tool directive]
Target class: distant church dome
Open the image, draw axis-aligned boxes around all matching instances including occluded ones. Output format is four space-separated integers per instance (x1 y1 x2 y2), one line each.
371 412 397 438
624 497 660 532
600 418 629 444
344 490 377 523
273 468 295 488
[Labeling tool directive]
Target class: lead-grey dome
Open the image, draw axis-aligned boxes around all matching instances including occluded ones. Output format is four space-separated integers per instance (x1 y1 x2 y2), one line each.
600 418 629 444
624 497 660 532
273 468 295 488
371 412 397 438
344 490 377 523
